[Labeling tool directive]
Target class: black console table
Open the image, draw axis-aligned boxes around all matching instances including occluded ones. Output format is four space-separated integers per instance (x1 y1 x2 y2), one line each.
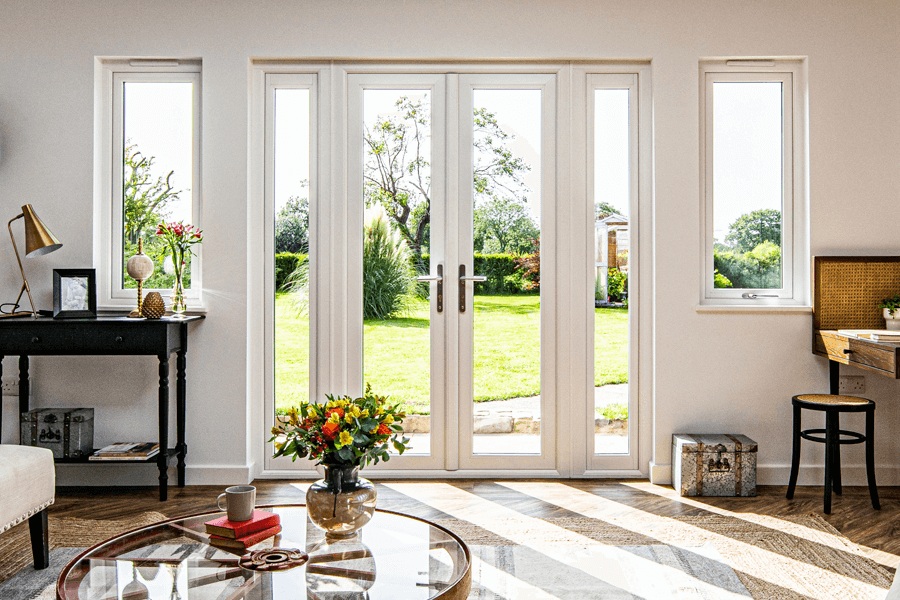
0 315 203 501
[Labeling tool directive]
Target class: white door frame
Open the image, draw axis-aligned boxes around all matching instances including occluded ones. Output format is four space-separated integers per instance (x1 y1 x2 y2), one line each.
251 61 653 479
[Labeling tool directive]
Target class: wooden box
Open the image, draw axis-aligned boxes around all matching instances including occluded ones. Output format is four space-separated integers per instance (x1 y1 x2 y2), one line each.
673 434 757 497
20 408 94 459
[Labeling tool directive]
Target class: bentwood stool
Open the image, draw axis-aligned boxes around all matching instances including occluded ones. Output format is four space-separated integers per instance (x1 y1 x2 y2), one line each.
786 394 879 514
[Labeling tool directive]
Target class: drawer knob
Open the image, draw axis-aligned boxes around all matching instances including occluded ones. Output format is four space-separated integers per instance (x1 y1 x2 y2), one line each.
843 349 853 354
115 336 123 343
31 336 40 343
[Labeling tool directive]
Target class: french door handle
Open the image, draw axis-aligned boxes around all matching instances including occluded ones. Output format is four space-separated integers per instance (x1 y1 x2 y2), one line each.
416 263 443 313
458 265 487 313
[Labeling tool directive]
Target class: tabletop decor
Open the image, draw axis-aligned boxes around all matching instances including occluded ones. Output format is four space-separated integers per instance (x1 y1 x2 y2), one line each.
878 294 900 330
126 238 155 318
156 221 202 318
271 384 409 538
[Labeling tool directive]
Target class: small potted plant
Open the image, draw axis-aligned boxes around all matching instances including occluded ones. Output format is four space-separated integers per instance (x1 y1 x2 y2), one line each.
270 383 409 538
878 294 900 330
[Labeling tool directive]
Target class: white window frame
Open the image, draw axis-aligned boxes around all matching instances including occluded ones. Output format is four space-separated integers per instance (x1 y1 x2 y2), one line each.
93 58 203 311
700 59 807 306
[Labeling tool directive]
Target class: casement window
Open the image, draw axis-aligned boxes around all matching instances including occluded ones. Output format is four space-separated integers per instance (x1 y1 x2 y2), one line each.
700 59 807 306
94 59 202 310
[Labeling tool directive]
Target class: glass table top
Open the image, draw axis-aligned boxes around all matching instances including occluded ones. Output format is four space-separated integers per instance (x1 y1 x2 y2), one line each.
57 505 470 600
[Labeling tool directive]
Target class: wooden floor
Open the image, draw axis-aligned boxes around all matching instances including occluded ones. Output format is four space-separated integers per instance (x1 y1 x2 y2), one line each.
50 480 900 559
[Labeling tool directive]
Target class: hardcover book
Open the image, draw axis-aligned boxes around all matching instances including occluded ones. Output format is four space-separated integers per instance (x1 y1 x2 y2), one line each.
208 524 282 550
88 442 159 461
205 510 280 539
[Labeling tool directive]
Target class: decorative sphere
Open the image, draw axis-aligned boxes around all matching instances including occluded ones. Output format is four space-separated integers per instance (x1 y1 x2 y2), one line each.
126 253 154 280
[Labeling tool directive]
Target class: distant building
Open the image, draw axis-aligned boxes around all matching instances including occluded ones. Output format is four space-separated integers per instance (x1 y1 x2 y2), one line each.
595 213 629 302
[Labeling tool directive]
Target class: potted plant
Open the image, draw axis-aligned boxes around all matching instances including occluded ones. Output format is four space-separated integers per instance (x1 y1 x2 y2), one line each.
879 294 900 330
270 383 409 538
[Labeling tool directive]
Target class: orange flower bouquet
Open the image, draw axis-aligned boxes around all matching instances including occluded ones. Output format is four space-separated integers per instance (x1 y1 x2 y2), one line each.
270 383 409 467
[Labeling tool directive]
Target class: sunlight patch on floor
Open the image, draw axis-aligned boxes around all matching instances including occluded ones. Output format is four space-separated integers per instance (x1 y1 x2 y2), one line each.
622 481 900 570
500 481 887 599
385 482 750 599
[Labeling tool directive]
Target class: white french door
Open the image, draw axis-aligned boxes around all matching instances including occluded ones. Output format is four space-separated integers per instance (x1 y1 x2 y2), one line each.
257 62 650 477
347 72 557 472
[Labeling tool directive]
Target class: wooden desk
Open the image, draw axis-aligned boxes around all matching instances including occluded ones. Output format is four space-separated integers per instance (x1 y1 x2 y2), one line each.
814 330 900 393
0 315 203 501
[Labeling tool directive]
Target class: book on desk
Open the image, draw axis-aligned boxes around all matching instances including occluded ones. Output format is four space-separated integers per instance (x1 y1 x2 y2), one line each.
836 329 900 342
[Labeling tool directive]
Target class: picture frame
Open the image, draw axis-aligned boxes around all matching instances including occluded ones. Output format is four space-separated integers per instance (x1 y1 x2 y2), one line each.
53 269 97 319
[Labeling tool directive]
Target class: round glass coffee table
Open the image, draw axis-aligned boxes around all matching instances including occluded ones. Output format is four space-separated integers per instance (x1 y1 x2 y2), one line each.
57 505 470 599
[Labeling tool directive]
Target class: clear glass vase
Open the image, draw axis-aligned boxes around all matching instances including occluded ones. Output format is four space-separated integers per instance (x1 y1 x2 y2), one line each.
306 465 377 539
170 271 187 318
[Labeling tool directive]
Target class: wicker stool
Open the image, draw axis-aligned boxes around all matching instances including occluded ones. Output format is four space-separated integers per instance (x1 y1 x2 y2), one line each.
786 394 879 514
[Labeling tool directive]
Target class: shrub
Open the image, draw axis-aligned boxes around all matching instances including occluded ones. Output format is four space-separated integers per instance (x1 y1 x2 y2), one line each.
516 249 540 292
596 403 628 421
607 267 627 302
275 252 306 291
363 214 416 319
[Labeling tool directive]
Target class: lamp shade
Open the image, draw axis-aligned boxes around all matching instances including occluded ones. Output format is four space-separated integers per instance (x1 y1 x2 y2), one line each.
21 204 62 257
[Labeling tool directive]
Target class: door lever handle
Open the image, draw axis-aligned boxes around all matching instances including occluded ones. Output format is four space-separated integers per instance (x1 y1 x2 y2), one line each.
416 264 443 313
458 265 486 313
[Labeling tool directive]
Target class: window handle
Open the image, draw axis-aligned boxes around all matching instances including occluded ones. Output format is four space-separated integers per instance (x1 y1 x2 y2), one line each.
416 263 443 313
741 293 779 299
458 265 486 313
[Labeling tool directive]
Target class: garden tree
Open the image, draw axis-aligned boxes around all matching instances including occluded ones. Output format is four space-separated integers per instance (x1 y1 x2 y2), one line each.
364 97 531 267
714 240 781 289
275 196 310 253
595 201 623 220
724 208 781 253
474 195 539 254
123 143 180 245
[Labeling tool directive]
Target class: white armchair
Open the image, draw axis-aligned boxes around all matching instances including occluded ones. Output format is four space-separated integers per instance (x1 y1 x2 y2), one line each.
0 445 55 569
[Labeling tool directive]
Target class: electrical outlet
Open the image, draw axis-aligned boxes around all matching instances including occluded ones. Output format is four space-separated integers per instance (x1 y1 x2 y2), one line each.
1 378 18 396
838 375 865 395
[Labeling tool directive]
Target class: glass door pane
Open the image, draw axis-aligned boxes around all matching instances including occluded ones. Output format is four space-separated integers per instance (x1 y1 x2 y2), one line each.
273 88 312 412
469 89 543 456
361 89 434 456
593 87 632 456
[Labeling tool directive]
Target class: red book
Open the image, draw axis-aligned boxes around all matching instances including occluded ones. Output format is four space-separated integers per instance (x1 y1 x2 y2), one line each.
208 524 283 551
205 510 280 539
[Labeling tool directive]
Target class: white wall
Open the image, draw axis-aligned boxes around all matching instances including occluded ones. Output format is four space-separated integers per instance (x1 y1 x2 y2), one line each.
1 0 898 486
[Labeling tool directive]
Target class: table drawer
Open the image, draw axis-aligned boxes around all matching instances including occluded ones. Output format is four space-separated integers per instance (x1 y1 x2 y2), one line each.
78 325 172 354
816 332 898 376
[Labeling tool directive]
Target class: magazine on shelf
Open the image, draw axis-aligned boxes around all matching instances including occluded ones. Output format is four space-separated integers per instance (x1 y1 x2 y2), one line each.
89 442 160 461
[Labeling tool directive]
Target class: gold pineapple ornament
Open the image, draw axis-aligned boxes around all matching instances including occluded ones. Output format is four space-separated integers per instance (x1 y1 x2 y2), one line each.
126 238 155 318
141 292 166 319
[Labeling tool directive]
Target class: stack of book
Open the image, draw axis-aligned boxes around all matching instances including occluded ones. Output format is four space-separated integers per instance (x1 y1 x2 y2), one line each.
837 329 900 342
205 510 282 551
88 442 160 461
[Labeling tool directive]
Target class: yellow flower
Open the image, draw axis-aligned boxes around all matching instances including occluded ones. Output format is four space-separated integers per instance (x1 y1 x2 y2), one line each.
344 413 354 424
349 406 361 418
338 431 354 447
329 412 341 424
307 406 316 418
383 414 394 425
360 409 370 418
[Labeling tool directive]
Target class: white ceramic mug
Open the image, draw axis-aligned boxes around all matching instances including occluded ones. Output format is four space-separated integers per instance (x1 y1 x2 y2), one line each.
217 485 256 521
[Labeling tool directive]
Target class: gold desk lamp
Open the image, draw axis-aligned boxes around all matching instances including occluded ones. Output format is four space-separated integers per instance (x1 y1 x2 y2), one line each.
2 204 62 318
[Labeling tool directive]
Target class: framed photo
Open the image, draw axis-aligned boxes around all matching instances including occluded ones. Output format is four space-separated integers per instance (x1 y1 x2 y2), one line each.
53 269 97 319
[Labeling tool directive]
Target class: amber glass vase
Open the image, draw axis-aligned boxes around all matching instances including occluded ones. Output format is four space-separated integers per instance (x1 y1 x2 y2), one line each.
306 465 377 539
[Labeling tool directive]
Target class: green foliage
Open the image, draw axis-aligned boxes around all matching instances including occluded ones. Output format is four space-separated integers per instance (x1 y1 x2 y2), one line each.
275 197 309 254
713 269 733 288
714 240 782 289
515 248 541 292
596 403 628 421
606 267 627 302
275 252 307 291
123 143 180 245
363 214 417 319
124 239 192 290
724 208 781 253
474 195 539 254
879 294 900 316
595 202 623 220
473 253 521 294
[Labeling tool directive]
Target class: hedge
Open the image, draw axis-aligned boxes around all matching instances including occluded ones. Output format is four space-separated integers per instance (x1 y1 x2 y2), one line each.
275 252 307 291
422 252 536 294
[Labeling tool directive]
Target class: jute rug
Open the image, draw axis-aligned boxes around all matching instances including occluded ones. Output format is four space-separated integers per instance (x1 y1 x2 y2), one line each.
0 512 893 599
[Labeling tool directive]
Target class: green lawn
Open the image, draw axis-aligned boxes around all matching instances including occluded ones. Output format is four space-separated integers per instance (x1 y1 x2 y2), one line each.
275 293 628 413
